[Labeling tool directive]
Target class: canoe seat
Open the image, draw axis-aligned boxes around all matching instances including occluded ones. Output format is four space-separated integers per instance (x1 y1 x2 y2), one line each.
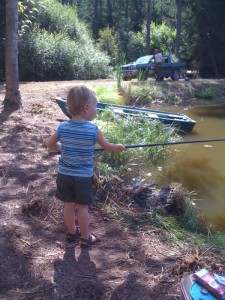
147 113 159 118
112 108 125 114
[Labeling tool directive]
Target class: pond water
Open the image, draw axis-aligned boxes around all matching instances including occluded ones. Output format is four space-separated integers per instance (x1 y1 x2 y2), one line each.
142 104 225 230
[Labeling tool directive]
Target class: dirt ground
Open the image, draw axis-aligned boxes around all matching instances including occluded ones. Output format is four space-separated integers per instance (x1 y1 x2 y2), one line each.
0 80 224 300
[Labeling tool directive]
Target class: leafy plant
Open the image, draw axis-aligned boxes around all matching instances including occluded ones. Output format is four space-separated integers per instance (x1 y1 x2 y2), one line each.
124 21 176 63
18 0 110 81
115 52 126 90
94 86 124 105
126 31 146 62
98 26 118 66
121 81 163 106
94 109 180 169
210 233 225 248
202 87 217 100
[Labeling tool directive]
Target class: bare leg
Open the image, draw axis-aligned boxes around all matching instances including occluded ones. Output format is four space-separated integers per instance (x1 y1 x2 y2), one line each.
76 204 97 245
76 204 89 239
64 202 77 234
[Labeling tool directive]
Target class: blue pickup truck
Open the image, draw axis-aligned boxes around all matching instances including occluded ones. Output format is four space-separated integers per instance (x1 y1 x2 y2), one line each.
122 55 186 81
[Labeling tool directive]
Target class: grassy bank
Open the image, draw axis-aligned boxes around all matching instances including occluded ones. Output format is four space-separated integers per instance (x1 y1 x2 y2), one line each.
120 78 225 107
93 79 225 250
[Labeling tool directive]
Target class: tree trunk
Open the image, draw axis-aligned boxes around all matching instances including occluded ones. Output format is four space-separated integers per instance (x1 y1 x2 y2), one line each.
93 0 99 39
4 0 21 109
107 0 113 27
175 0 182 58
146 0 151 55
209 43 219 77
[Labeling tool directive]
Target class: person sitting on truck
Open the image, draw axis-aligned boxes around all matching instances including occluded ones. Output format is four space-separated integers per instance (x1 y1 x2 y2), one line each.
154 49 163 81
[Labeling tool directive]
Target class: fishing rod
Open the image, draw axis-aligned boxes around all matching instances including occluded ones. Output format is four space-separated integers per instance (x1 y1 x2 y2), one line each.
50 138 225 155
94 138 225 151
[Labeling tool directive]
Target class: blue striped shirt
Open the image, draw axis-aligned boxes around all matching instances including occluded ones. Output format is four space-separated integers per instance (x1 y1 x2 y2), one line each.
57 120 98 177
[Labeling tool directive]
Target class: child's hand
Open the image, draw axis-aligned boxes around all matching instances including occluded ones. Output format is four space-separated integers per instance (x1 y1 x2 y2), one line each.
115 144 126 152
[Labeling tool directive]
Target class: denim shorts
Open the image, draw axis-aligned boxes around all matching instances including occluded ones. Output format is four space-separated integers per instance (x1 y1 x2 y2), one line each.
56 173 93 205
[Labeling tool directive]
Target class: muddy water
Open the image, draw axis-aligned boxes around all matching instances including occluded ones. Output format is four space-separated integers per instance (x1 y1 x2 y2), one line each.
153 105 225 229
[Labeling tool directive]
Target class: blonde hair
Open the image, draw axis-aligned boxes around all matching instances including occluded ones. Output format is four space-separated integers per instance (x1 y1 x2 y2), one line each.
67 86 95 116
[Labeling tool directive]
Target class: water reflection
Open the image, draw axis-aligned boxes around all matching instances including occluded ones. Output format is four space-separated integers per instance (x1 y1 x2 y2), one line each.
194 105 225 118
165 156 225 229
152 105 225 229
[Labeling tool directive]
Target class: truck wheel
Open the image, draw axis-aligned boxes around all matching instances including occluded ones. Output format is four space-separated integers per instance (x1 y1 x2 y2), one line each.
171 70 180 81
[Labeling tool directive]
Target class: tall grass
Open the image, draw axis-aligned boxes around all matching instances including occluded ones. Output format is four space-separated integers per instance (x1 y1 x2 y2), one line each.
121 81 164 106
94 109 180 170
154 214 207 245
210 233 225 249
202 87 217 100
95 86 124 105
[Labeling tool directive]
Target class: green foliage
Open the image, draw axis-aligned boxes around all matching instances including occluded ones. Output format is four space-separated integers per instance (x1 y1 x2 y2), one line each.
35 0 90 43
121 81 164 106
210 233 225 249
73 0 225 77
18 0 110 80
115 52 126 90
94 109 180 169
126 31 146 62
170 185 207 233
144 21 176 55
182 201 204 232
19 27 74 80
94 86 124 105
97 27 127 89
202 87 217 100
154 213 207 245
18 0 38 35
3 0 225 81
193 86 218 101
98 27 118 65
124 21 176 62
180 1 225 77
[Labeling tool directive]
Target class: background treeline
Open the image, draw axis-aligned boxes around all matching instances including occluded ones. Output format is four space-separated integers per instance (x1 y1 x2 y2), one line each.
0 0 225 81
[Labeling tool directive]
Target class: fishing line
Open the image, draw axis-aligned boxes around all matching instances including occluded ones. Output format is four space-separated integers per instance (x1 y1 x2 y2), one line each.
94 138 225 151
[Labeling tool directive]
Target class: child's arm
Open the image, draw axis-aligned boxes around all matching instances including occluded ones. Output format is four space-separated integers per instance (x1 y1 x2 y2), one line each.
96 129 126 152
46 132 61 153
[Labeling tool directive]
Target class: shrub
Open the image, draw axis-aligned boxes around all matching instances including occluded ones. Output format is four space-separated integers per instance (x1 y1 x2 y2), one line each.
35 0 90 42
149 22 176 55
19 28 72 80
121 81 163 106
98 27 118 66
18 0 110 81
127 31 146 62
202 87 217 100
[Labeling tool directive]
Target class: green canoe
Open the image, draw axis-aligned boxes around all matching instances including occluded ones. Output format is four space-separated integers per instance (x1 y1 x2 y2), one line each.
55 97 196 133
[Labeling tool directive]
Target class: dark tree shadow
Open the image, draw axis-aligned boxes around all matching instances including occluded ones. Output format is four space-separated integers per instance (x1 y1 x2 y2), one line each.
0 228 56 299
0 104 20 126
